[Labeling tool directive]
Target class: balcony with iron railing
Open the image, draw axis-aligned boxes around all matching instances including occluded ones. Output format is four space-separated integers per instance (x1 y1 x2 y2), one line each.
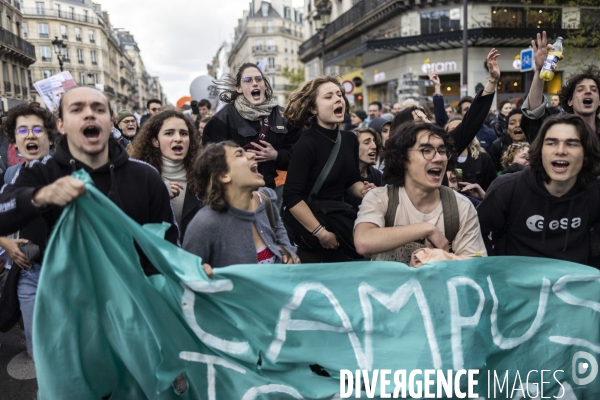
279 27 303 39
264 65 282 73
299 0 398 56
0 27 41 63
252 45 278 54
22 8 100 25
105 85 115 95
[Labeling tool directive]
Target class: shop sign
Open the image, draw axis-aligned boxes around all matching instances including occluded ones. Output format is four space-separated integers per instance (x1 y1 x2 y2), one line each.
402 80 434 86
421 60 458 74
374 71 386 83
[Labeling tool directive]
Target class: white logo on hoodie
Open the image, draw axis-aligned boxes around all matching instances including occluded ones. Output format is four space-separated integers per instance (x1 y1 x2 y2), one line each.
526 215 582 232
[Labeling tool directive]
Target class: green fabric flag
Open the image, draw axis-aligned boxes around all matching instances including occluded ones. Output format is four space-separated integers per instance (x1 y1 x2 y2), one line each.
34 170 600 399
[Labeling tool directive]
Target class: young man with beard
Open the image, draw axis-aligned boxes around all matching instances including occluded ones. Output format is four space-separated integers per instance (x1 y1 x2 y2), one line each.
354 123 486 264
522 32 600 139
477 114 600 265
488 109 526 171
0 86 179 277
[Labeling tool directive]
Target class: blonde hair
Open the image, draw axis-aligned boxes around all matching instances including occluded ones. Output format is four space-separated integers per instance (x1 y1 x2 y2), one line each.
467 138 485 160
501 142 530 168
283 75 350 128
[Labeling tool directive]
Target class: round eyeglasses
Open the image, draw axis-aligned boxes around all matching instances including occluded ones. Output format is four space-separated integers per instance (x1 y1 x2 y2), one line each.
16 125 45 136
412 147 447 160
241 76 263 84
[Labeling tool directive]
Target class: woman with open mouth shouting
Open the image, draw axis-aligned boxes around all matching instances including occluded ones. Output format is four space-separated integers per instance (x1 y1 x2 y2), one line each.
129 110 202 242
183 141 299 271
202 63 301 190
282 76 376 263
0 102 59 359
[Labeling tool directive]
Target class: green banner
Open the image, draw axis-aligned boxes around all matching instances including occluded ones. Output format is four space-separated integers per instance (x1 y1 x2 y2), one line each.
34 171 600 399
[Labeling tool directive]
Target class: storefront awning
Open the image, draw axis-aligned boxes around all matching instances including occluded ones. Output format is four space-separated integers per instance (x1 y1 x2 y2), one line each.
325 27 567 68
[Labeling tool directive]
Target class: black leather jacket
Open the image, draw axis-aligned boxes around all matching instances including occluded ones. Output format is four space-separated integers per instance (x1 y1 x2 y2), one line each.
202 103 301 188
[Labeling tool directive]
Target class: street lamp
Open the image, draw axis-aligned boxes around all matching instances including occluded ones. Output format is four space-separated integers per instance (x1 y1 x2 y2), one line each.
51 36 67 72
314 5 331 74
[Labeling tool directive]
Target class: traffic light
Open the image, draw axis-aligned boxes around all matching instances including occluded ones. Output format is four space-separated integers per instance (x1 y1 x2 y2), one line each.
356 94 363 102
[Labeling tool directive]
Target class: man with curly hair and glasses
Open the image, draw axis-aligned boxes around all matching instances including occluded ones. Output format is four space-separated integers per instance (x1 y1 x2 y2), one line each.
354 122 486 264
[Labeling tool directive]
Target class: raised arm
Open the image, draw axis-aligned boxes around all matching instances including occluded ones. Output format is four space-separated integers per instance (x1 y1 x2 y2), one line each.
429 72 448 127
524 31 553 112
450 48 500 154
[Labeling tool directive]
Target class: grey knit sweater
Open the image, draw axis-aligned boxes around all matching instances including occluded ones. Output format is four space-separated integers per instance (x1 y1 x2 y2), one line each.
182 187 296 268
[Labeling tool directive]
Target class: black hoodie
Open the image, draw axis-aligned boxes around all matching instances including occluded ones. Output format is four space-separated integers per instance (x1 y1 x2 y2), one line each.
0 140 179 275
477 166 600 265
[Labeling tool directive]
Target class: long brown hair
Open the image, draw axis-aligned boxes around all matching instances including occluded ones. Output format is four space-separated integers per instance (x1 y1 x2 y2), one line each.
283 75 350 128
194 141 239 212
129 110 201 192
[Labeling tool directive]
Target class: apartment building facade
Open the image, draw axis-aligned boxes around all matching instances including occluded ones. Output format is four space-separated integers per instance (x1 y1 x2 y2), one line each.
0 0 36 111
228 0 304 105
300 0 599 109
21 0 163 112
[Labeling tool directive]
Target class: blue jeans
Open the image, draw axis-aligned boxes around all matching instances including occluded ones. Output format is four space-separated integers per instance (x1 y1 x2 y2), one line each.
17 263 41 358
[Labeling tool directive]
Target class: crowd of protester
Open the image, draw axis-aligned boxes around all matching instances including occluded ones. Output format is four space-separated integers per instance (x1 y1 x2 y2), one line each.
1 31 600 364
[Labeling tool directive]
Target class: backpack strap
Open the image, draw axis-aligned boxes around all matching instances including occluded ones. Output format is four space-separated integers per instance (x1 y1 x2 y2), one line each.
257 190 276 231
439 185 460 249
384 184 399 228
309 131 342 201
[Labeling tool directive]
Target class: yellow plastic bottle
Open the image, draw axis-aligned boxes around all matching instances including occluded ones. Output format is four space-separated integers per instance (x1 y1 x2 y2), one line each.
540 37 563 82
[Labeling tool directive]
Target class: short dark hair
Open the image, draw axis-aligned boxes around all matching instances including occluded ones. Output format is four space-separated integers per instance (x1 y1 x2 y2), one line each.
558 65 600 114
457 96 474 115
529 114 600 188
369 101 382 111
194 141 239 212
353 127 382 154
4 102 60 144
507 108 523 122
147 99 161 109
198 99 211 109
498 99 511 110
57 86 114 120
391 106 426 132
383 122 455 187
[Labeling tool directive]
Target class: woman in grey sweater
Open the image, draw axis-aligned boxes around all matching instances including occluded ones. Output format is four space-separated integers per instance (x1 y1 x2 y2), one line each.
183 141 298 269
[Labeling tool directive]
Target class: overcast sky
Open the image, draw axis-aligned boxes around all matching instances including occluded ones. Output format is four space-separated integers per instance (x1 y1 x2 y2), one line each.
97 0 303 105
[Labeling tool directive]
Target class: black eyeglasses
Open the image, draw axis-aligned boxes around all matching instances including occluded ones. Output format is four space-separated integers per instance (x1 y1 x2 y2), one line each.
412 147 447 160
241 76 263 84
16 125 45 136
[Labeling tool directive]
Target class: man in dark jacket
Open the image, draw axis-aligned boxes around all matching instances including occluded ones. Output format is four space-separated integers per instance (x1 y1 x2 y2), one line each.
522 32 600 141
456 95 497 151
0 87 179 276
477 114 600 265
